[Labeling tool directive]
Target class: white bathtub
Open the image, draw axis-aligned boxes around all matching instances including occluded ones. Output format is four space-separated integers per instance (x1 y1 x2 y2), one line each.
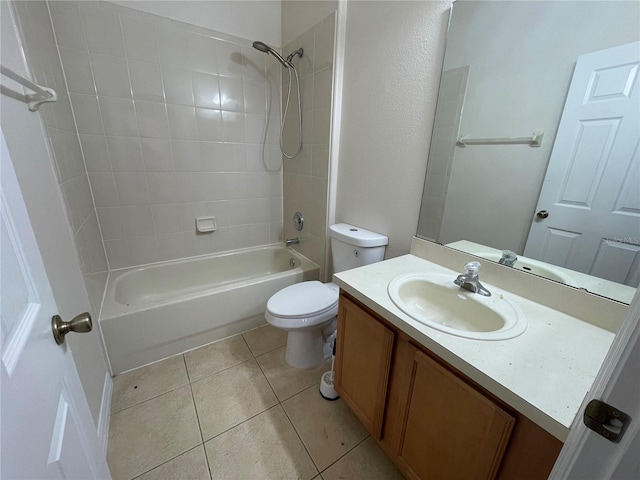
100 245 319 373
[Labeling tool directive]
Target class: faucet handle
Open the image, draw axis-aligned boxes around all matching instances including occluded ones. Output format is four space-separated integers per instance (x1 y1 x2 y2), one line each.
464 261 481 277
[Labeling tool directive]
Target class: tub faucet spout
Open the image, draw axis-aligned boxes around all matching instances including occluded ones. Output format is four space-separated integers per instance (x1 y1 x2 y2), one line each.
285 237 300 247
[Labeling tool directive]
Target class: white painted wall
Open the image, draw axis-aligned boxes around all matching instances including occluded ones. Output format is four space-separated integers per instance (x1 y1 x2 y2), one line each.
110 0 281 46
438 1 640 253
281 0 338 46
335 0 452 259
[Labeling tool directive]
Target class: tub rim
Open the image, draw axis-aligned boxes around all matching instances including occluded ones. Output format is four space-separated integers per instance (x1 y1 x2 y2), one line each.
100 243 318 320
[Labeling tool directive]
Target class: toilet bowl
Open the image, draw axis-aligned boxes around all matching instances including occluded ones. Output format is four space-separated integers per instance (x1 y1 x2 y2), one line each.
265 281 339 369
265 223 388 369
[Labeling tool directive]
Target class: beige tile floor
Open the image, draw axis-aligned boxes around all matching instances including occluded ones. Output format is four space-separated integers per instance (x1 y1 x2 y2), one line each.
107 324 404 480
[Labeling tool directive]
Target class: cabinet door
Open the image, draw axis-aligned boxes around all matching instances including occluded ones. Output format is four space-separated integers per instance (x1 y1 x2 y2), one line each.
396 345 515 480
335 295 395 439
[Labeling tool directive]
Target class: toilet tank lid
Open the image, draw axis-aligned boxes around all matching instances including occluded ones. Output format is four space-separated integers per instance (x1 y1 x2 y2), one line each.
329 223 388 247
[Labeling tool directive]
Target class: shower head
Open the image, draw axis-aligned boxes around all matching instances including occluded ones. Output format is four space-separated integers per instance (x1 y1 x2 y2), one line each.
252 41 290 68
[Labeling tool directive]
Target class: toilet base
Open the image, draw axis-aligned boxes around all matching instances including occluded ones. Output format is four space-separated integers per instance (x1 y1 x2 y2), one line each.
285 329 334 369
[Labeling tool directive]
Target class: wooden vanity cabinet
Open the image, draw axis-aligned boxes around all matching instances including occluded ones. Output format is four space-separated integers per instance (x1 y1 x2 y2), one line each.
334 292 395 439
334 292 563 480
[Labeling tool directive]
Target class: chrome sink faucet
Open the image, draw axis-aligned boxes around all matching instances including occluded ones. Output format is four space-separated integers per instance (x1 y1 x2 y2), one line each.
285 237 300 247
454 261 491 297
498 250 518 267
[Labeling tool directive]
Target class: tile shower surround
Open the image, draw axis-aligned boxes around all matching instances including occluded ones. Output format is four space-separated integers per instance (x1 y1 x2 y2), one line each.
282 14 335 280
11 0 109 314
49 1 285 270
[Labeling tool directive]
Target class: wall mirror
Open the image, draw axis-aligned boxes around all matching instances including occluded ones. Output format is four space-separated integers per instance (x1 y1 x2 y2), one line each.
416 0 640 304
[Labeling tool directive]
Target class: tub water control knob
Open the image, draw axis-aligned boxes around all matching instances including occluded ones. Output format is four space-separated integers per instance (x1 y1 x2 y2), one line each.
293 212 304 231
52 312 92 345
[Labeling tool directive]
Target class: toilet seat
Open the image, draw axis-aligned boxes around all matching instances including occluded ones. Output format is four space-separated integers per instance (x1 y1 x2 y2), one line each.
266 281 338 319
265 281 339 330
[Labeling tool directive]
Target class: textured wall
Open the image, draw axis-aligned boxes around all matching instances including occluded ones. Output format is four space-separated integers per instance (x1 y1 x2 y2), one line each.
336 0 452 259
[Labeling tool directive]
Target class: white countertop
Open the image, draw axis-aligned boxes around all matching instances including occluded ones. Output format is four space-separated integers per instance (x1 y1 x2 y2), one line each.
333 254 616 442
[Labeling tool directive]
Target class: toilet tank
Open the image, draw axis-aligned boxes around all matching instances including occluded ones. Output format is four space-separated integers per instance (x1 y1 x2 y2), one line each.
329 223 388 274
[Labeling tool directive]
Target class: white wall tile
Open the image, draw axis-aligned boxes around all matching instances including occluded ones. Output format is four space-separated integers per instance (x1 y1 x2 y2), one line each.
121 205 155 237
88 172 119 207
106 136 145 172
91 53 132 98
162 65 194 105
216 41 243 78
201 173 229 201
241 46 267 83
152 203 184 234
49 1 87 51
183 230 211 257
59 48 95 95
157 232 185 261
196 108 222 141
243 81 266 114
97 207 125 240
104 239 131 269
136 101 170 138
114 172 150 205
250 223 270 245
121 16 159 63
204 201 230 227
70 94 104 135
219 77 244 112
147 173 179 204
156 26 191 68
80 134 111 172
127 235 159 265
200 142 246 172
99 97 139 136
178 202 206 231
129 60 165 103
221 111 246 142
172 140 200 171
189 34 218 75
167 104 198 140
81 6 125 57
245 114 266 144
141 138 174 172
193 72 221 109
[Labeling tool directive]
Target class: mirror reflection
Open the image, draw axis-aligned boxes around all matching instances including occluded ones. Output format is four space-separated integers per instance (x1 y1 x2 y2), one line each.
417 1 640 304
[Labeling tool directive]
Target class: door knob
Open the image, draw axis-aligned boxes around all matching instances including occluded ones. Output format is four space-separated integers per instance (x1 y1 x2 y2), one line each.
536 210 549 219
52 312 92 345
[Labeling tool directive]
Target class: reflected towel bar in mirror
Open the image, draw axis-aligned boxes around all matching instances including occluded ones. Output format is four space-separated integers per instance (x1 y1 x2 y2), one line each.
457 130 544 148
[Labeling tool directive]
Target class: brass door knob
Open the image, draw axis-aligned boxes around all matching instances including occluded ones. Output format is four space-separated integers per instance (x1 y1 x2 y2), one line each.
536 210 549 219
52 312 92 345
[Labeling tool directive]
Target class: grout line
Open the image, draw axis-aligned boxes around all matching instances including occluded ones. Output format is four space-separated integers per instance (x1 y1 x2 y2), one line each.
280 387 322 475
130 444 206 480
183 354 214 480
109 380 191 415
317 434 371 476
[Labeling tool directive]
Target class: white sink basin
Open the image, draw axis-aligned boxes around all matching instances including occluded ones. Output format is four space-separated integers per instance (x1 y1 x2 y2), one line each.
387 273 527 340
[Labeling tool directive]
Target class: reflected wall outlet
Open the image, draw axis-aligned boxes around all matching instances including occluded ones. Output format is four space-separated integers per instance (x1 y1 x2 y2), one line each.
196 216 217 233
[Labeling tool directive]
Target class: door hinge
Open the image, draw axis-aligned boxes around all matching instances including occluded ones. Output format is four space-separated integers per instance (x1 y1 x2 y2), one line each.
583 399 631 443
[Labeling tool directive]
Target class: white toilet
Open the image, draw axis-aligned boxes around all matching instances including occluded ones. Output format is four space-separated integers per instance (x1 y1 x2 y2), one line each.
265 223 388 368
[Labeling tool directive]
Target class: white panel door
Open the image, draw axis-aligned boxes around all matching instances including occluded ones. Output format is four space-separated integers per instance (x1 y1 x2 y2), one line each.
524 42 640 286
0 129 109 479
